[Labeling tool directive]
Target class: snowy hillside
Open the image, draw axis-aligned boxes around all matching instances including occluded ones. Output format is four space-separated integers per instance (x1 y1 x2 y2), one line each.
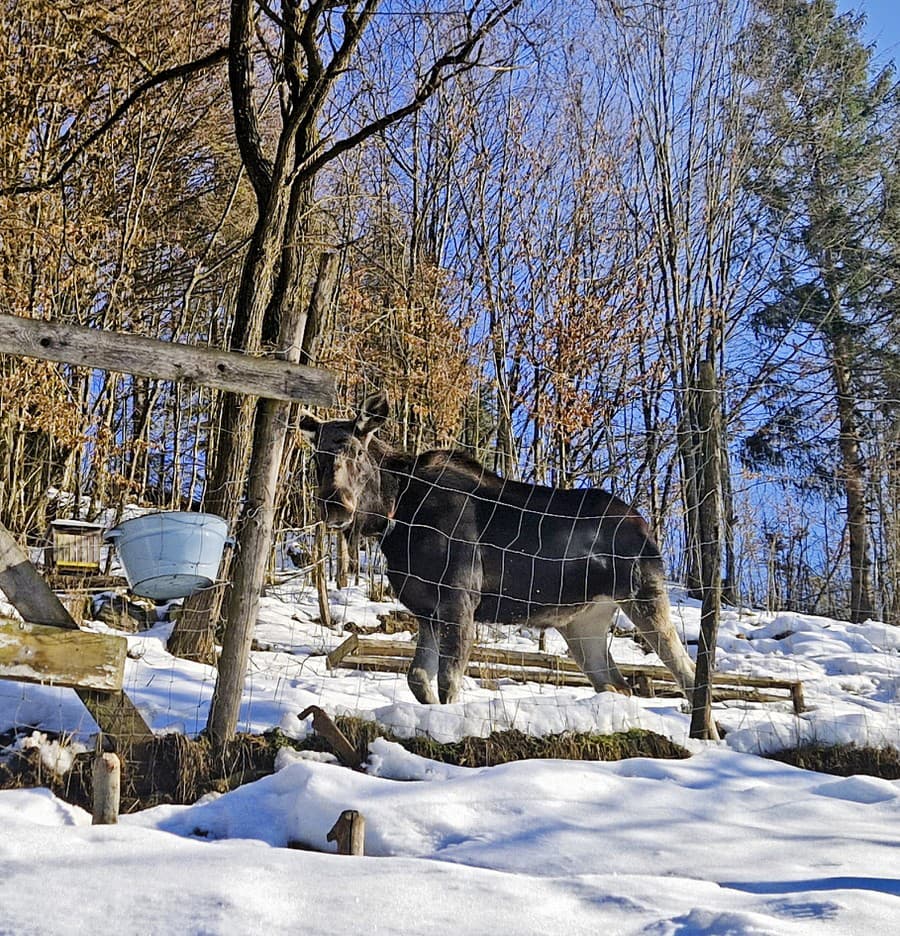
1 582 899 934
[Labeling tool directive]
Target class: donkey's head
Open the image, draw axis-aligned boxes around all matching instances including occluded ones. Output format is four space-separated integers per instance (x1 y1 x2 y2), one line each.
298 392 390 530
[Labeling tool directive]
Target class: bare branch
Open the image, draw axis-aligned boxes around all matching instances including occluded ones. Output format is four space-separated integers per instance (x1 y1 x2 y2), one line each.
0 47 229 198
296 0 525 182
230 0 274 204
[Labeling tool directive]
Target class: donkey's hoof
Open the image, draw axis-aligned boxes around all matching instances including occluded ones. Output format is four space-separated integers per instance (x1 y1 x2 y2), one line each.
407 668 439 705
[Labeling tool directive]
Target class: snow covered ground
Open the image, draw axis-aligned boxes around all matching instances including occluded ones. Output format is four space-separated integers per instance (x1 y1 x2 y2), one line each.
1 580 899 934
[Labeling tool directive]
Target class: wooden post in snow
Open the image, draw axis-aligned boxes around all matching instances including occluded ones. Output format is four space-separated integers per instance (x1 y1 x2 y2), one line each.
92 753 121 825
327 810 365 856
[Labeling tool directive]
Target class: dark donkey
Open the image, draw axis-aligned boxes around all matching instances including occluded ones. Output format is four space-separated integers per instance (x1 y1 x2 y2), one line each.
300 393 698 709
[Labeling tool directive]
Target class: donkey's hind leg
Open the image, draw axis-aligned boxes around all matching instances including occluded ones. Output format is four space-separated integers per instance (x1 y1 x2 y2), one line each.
619 561 696 697
557 599 631 694
408 618 440 704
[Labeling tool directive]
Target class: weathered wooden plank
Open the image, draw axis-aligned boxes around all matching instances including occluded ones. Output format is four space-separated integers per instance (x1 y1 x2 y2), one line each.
0 616 125 690
0 523 78 628
328 635 805 713
0 313 335 404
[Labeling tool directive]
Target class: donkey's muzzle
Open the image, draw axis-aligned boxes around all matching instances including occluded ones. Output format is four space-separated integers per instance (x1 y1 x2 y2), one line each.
317 493 354 531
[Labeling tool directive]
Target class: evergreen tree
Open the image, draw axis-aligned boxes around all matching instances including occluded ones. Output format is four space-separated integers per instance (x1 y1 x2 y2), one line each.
738 0 900 622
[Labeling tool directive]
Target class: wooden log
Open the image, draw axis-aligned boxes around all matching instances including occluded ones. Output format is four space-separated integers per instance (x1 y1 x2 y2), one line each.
92 753 121 825
0 616 126 690
331 636 805 714
299 704 361 768
327 810 365 856
343 653 802 710
336 636 803 691
0 313 335 404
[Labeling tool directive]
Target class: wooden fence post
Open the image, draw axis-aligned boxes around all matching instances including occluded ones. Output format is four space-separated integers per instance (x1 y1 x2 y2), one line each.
327 810 365 856
92 753 121 825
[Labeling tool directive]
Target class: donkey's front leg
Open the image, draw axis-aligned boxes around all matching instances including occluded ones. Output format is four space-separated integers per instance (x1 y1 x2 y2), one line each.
408 618 440 705
438 613 476 704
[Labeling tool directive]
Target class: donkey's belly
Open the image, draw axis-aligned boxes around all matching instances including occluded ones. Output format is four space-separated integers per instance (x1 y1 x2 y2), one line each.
475 594 595 628
476 545 621 621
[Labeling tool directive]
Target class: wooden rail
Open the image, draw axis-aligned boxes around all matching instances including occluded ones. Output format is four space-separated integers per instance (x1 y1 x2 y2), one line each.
0 313 335 404
327 634 805 714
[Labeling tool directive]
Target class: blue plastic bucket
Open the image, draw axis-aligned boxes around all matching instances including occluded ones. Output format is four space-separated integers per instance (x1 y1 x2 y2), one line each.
104 512 229 602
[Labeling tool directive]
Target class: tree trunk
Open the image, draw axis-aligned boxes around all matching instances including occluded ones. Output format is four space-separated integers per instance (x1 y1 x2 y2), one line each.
831 332 875 623
677 393 704 597
690 361 721 741
208 396 291 742
208 200 328 741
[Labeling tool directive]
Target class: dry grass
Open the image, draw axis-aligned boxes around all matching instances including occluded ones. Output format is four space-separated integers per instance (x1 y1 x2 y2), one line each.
323 717 691 767
0 732 278 813
3 722 897 815
766 743 900 779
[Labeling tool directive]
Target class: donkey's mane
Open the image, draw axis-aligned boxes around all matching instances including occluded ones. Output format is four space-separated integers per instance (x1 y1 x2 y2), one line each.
367 437 505 493
415 448 495 480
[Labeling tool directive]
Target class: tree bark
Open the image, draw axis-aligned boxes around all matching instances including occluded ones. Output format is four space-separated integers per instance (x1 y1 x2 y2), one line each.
690 361 721 741
831 332 875 623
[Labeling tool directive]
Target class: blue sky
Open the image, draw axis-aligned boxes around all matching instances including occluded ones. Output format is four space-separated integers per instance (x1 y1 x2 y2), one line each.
840 0 900 62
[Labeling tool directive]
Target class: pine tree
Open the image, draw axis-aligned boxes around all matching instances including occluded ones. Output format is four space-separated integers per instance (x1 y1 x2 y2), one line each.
738 0 900 622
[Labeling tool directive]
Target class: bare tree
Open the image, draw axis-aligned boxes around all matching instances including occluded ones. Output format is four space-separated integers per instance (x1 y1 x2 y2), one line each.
206 0 530 744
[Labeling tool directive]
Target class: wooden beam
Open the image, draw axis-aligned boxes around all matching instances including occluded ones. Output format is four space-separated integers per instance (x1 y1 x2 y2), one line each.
0 313 335 404
0 523 78 628
0 616 125 691
77 688 155 747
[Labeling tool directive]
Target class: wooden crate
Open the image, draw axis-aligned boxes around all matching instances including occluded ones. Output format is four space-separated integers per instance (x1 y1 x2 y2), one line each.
49 520 105 574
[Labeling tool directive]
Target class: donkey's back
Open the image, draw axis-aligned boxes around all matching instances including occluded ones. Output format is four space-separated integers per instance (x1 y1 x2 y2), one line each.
383 455 665 627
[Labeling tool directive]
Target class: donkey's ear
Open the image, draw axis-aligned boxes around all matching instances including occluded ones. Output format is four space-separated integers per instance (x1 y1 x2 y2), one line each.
297 412 320 444
354 392 389 437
